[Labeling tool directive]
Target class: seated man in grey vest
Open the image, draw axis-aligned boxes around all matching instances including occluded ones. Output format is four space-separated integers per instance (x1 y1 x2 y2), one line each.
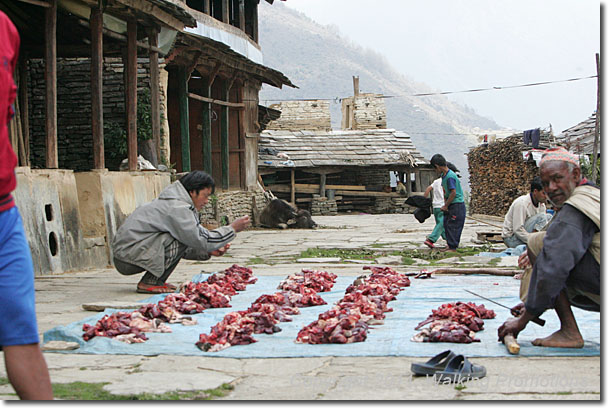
498 147 599 348
501 176 552 248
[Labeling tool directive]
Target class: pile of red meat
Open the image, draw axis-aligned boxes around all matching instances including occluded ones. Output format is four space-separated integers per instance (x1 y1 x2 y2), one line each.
82 264 257 344
412 302 496 343
196 270 336 352
295 266 411 344
278 269 338 293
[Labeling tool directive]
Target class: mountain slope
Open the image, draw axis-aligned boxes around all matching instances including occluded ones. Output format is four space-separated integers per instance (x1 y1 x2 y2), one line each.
257 2 503 189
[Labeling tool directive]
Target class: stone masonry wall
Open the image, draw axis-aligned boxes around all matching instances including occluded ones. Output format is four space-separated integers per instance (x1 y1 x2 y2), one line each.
199 190 267 228
28 57 167 171
353 94 387 130
265 100 331 131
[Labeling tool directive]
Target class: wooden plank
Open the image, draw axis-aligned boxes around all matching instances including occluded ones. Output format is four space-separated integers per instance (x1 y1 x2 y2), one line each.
221 79 229 189
188 92 245 109
238 0 245 30
178 66 191 172
91 6 104 169
126 18 138 171
149 28 161 167
45 0 58 168
17 0 50 7
295 183 365 191
202 79 212 174
18 52 30 166
290 168 295 204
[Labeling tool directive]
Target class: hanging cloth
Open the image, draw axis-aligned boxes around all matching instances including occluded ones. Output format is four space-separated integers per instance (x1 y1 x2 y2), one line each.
523 128 541 148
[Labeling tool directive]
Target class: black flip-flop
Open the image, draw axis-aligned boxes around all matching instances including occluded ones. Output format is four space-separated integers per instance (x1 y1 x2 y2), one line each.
410 350 457 376
434 354 486 383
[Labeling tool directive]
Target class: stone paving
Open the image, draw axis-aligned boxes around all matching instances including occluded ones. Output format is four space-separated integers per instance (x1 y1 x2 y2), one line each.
0 214 601 400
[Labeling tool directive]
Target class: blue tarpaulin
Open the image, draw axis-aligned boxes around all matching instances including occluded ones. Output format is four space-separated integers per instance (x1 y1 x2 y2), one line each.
43 274 600 358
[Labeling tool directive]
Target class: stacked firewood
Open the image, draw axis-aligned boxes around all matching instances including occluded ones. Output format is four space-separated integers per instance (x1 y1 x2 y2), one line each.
467 135 540 216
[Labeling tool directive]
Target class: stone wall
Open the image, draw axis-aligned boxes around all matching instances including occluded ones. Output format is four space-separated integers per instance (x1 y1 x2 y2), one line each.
265 100 331 131
341 93 387 130
199 190 268 228
27 57 168 171
310 195 338 216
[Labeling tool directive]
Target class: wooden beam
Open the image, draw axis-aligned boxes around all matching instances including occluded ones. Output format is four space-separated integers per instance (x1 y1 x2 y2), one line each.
126 18 138 171
238 0 245 31
592 52 600 182
252 0 258 43
222 0 229 23
202 79 212 174
18 52 30 166
17 0 50 7
91 6 104 169
188 92 245 109
178 66 191 172
290 168 295 204
319 174 326 196
221 78 230 189
207 61 222 88
76 19 164 54
45 0 58 168
149 27 161 167
115 0 187 31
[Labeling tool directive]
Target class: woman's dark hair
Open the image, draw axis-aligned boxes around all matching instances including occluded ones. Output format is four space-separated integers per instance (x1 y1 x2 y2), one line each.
430 154 447 167
179 170 215 194
530 176 544 192
447 161 460 173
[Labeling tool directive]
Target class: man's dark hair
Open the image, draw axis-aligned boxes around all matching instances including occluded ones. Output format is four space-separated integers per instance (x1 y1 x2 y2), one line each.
179 170 215 194
530 176 543 192
430 154 447 167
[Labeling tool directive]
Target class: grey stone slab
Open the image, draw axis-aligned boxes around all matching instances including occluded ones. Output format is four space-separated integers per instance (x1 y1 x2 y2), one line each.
104 371 235 395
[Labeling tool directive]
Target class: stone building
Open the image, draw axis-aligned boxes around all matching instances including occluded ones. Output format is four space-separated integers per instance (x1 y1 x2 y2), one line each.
2 0 293 274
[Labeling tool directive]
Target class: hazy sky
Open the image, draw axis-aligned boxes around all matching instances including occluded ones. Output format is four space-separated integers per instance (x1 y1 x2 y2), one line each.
282 0 601 134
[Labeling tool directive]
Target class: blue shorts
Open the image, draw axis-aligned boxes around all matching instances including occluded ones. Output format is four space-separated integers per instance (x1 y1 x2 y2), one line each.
0 206 40 347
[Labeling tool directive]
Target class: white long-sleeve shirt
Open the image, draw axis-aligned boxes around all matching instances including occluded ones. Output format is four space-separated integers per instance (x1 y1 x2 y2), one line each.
502 193 546 242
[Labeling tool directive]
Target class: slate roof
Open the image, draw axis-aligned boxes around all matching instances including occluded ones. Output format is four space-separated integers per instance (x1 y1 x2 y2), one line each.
558 112 599 155
258 129 429 169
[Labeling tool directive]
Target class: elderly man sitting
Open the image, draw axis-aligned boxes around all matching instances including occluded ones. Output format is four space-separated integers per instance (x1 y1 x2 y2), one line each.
498 147 599 348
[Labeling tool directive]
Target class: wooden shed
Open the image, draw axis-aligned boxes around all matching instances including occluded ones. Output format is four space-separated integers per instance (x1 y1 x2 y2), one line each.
258 128 434 214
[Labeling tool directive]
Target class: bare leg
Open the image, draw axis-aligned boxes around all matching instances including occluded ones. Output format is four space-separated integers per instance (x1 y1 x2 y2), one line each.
3 343 53 400
532 290 585 348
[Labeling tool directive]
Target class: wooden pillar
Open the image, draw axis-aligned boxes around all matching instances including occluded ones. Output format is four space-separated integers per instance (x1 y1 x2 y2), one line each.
178 66 191 172
126 19 138 171
201 81 212 174
19 52 30 166
45 0 58 168
222 0 229 23
290 168 295 204
238 0 245 31
319 173 326 197
353 76 359 96
203 0 210 14
406 169 412 196
592 52 600 182
252 0 258 43
90 6 104 169
148 27 161 167
221 78 230 189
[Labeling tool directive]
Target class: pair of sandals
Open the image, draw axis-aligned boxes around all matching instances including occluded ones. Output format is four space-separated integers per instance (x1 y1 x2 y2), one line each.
411 350 486 383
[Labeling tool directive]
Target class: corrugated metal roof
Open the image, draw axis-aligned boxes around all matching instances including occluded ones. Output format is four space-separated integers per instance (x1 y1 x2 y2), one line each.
258 129 429 169
558 112 599 155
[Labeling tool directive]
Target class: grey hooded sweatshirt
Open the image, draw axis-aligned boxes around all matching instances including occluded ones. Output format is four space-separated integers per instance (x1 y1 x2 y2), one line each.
112 180 235 276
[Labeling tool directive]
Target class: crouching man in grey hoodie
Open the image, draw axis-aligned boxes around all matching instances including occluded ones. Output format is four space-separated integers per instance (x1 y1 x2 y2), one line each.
112 170 251 294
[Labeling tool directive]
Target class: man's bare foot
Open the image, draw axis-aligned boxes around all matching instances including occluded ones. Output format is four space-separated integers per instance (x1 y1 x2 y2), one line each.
532 329 584 348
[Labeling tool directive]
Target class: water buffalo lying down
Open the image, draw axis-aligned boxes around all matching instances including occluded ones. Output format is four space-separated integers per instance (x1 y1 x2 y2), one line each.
259 199 317 229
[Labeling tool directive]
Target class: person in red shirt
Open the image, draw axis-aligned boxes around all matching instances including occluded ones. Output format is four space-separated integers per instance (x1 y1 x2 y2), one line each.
0 10 53 400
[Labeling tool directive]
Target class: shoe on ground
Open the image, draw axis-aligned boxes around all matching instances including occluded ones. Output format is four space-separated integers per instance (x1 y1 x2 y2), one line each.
424 239 435 249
